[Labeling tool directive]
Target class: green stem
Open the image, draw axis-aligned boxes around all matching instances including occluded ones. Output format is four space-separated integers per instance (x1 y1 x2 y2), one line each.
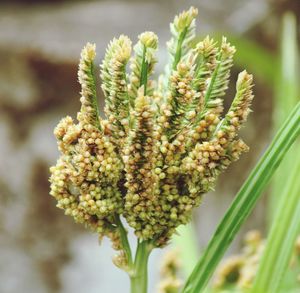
115 215 133 267
203 52 222 104
130 240 152 293
173 27 188 70
140 45 148 95
89 62 102 131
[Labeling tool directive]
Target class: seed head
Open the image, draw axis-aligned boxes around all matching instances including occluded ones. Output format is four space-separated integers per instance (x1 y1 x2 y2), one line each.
50 7 254 252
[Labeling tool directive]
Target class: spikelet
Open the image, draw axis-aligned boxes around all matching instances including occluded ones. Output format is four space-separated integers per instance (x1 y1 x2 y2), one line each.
185 69 253 152
182 71 253 198
190 36 218 115
163 6 198 89
162 59 197 138
213 230 263 291
214 230 300 291
100 35 132 137
77 43 101 130
213 255 245 289
214 70 254 146
129 32 158 105
201 37 236 119
221 71 254 130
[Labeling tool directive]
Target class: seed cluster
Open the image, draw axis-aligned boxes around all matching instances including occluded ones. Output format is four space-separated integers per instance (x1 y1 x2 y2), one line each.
100 35 132 140
123 88 162 239
50 7 254 253
50 44 124 249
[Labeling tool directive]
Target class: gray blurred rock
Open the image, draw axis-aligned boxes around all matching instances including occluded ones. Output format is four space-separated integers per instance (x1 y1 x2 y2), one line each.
0 0 268 60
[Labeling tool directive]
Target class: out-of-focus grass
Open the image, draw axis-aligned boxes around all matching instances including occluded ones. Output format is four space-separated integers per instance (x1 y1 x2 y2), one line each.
251 151 300 293
269 12 299 222
251 12 300 293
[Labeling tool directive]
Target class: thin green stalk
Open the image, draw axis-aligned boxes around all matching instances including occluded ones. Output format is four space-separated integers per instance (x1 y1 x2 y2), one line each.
204 56 221 104
251 151 300 293
115 215 133 267
173 27 188 70
89 62 102 131
140 45 148 94
130 240 152 293
182 102 300 293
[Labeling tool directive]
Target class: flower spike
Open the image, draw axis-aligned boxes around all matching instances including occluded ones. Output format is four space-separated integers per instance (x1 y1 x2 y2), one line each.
50 7 254 257
77 43 101 130
129 31 158 102
100 35 132 136
163 6 198 89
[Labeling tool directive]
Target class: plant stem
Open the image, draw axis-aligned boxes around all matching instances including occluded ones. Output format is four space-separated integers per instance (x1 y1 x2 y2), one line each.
140 45 148 95
173 27 188 70
130 240 152 293
115 215 133 267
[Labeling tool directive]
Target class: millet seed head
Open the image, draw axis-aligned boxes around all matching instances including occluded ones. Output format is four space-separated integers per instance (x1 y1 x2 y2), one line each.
50 7 254 252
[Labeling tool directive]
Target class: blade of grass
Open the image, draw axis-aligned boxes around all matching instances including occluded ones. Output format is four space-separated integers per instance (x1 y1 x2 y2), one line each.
182 102 300 293
251 151 300 293
269 12 299 222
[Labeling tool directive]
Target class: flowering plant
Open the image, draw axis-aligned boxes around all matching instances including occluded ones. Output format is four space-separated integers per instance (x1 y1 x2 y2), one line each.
49 7 257 293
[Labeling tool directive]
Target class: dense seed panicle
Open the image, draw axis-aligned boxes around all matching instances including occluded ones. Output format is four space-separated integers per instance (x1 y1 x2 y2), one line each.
50 6 254 252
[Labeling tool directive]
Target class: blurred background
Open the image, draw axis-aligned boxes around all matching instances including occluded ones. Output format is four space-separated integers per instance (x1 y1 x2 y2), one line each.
0 0 299 292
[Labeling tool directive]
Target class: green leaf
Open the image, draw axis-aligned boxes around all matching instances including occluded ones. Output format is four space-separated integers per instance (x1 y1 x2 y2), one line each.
182 102 300 293
251 151 300 293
